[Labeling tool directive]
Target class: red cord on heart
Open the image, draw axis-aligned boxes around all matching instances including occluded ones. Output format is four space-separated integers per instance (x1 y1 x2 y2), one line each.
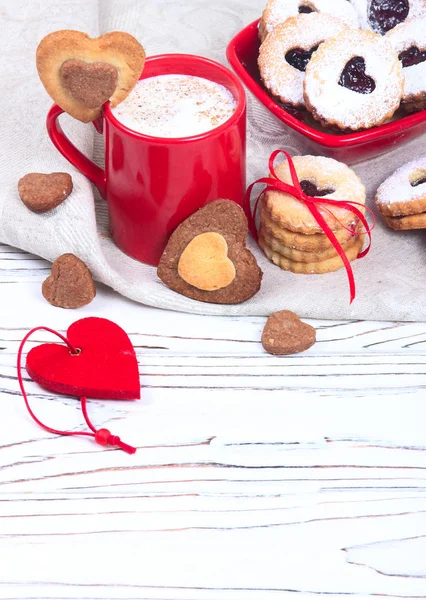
17 324 138 454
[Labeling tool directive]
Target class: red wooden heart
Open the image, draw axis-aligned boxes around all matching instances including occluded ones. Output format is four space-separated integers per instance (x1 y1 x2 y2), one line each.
26 317 140 399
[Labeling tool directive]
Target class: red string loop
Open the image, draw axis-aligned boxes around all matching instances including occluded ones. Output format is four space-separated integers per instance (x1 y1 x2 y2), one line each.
244 150 376 304
17 327 136 454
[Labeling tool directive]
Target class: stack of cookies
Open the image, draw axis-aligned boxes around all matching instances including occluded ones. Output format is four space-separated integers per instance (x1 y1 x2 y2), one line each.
258 156 366 274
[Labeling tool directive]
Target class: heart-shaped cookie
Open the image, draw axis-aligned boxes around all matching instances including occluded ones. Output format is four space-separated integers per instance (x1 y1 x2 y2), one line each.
26 317 140 399
157 199 262 304
42 253 96 309
178 232 236 291
261 310 316 355
18 172 72 213
36 30 146 122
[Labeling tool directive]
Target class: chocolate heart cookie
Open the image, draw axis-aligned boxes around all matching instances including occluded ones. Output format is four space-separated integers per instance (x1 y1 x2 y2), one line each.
261 310 316 355
157 200 262 304
42 254 96 309
18 172 72 213
36 30 146 122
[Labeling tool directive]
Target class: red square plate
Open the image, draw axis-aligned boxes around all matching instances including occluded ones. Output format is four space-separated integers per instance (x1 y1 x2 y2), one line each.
226 19 426 164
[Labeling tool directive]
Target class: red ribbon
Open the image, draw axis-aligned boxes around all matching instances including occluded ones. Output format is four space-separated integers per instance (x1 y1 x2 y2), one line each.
17 327 137 454
245 150 375 304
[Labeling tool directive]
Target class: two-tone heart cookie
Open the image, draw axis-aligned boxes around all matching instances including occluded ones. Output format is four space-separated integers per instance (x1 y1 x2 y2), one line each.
36 30 146 122
157 200 263 304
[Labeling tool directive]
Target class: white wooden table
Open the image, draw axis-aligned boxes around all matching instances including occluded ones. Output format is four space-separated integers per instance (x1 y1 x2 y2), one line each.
1 241 426 600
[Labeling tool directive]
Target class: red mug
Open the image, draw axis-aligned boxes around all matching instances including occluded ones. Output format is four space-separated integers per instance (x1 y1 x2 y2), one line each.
46 53 246 266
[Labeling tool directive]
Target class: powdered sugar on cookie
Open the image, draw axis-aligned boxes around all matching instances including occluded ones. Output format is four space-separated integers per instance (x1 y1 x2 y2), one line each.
264 155 366 233
258 13 349 107
376 156 426 209
350 0 426 34
303 29 404 130
260 0 359 40
387 17 426 100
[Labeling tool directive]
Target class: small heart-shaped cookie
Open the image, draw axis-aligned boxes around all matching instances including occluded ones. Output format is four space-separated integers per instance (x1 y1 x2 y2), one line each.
178 232 236 291
18 172 72 213
261 310 316 355
36 30 146 122
157 199 262 304
42 253 96 309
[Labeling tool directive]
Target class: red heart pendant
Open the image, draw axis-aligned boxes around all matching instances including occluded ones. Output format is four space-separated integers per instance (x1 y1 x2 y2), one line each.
26 317 140 399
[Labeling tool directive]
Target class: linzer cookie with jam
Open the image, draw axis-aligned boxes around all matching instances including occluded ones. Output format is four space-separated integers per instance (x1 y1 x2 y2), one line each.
263 156 366 233
36 30 146 122
259 0 359 42
386 16 426 112
258 13 350 109
303 29 404 130
157 200 262 304
350 0 426 34
375 156 426 230
258 155 366 275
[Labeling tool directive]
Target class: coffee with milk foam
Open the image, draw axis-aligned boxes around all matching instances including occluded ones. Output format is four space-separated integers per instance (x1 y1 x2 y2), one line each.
111 74 237 138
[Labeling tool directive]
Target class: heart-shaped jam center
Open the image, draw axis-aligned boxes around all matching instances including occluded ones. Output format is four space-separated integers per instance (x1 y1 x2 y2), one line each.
285 45 320 72
410 171 426 187
338 57 376 94
300 180 335 197
368 0 409 34
298 5 315 13
398 46 426 68
60 59 118 108
178 232 236 291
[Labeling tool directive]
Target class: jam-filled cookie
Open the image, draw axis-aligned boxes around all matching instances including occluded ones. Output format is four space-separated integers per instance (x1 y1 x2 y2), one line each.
350 0 426 35
375 156 426 230
36 30 146 122
259 0 359 42
262 155 366 234
303 29 404 130
386 17 426 112
258 13 349 108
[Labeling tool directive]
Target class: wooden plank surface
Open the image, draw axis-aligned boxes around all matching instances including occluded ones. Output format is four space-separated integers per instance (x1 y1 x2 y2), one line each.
1 242 426 600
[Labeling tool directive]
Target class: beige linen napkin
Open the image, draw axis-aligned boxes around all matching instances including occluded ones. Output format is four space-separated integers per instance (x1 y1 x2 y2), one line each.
1 0 425 320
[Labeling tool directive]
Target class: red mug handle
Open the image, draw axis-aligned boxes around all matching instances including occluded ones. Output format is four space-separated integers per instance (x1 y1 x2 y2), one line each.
46 104 107 198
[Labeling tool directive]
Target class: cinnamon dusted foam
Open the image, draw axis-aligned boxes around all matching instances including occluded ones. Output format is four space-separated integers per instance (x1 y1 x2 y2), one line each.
111 74 237 138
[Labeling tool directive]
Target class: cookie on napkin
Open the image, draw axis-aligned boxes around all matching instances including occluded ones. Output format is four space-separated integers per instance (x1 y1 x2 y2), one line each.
18 172 72 213
36 30 146 122
157 200 262 304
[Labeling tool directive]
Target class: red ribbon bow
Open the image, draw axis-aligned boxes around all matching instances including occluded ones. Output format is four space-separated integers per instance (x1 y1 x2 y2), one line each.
245 150 375 303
